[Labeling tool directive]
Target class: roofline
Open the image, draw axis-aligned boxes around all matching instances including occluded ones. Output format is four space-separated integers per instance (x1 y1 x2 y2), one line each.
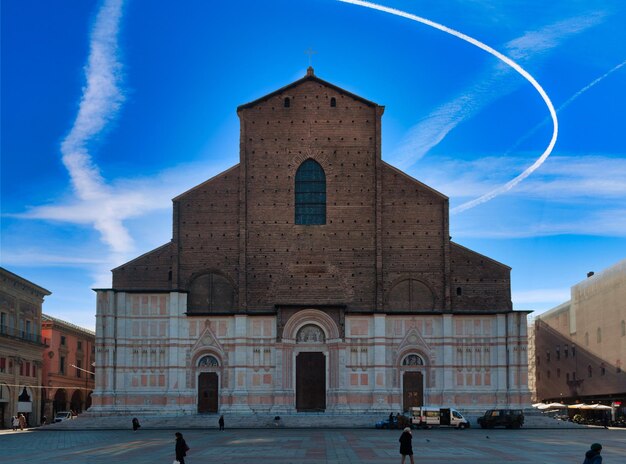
450 241 512 270
111 242 173 271
536 300 572 320
42 313 95 336
0 267 52 296
381 161 449 200
237 69 382 111
93 288 187 293
172 164 240 201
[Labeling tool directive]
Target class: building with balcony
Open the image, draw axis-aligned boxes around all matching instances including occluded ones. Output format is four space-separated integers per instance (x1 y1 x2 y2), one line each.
0 267 50 428
41 314 96 419
532 258 626 412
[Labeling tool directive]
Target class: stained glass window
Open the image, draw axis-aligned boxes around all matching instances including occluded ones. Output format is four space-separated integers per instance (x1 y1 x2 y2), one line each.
295 159 326 225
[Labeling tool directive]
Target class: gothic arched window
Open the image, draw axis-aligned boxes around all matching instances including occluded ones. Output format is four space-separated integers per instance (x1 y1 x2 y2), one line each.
402 354 424 366
295 159 326 225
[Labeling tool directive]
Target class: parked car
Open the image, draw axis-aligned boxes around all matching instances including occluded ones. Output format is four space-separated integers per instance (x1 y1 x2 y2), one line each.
477 409 524 429
53 411 73 423
409 406 470 429
375 413 411 429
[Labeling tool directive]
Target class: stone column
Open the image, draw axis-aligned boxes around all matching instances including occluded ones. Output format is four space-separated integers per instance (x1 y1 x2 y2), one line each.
371 314 388 411
495 313 508 406
168 291 191 413
441 314 454 404
229 315 252 412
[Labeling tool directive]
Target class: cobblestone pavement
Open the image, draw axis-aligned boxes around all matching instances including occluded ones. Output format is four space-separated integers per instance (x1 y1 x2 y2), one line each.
1 427 624 463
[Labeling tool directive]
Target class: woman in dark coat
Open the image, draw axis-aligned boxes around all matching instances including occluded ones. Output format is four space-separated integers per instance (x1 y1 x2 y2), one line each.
399 427 414 464
175 432 189 464
132 417 140 431
583 443 602 464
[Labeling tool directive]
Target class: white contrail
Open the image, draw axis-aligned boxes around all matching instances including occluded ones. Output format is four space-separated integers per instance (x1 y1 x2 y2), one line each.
338 0 559 209
453 59 626 214
60 0 130 252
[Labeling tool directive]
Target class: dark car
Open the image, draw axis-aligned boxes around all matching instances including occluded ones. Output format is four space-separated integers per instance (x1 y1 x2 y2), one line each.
375 414 412 429
477 409 524 429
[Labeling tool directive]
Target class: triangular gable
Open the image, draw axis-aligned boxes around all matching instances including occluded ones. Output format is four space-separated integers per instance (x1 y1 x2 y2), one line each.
190 322 225 356
397 326 433 361
237 67 381 111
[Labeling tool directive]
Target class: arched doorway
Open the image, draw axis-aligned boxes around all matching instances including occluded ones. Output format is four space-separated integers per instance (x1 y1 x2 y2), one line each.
295 324 326 412
70 390 83 413
197 355 219 413
401 354 425 411
53 389 67 414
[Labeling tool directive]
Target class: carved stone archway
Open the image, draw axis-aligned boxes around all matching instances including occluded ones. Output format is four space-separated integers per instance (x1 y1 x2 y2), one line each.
282 309 340 342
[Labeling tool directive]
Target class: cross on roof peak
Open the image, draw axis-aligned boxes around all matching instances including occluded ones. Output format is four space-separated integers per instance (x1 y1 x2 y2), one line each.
305 47 317 67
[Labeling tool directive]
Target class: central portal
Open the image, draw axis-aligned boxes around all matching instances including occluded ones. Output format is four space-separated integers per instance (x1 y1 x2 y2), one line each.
296 352 326 412
402 371 424 411
198 372 218 413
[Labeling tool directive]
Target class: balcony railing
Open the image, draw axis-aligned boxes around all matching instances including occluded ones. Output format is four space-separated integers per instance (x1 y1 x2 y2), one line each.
0 325 48 346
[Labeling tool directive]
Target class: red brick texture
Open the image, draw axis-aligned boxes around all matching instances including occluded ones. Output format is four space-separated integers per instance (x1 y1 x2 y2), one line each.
111 72 512 314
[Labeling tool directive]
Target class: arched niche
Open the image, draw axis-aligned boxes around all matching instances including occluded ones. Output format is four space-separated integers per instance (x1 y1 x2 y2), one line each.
187 272 235 313
387 279 435 311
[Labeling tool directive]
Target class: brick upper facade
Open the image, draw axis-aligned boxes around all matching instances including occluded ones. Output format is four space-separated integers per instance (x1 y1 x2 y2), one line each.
111 69 511 314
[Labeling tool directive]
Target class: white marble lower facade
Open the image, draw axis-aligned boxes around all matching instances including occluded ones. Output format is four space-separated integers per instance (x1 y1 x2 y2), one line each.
91 291 530 414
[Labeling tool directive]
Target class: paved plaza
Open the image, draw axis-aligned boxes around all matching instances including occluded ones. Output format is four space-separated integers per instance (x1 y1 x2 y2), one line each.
1 427 625 463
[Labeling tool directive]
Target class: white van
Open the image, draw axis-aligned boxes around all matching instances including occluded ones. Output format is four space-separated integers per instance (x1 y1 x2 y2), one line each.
410 406 470 429
53 411 73 423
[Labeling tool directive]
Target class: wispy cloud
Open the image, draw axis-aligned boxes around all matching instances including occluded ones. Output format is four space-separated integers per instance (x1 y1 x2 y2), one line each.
452 59 626 213
453 207 626 239
387 11 605 170
0 251 105 267
425 154 626 238
59 0 128 253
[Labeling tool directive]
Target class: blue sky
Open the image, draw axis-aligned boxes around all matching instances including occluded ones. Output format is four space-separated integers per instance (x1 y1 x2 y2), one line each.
2 0 625 330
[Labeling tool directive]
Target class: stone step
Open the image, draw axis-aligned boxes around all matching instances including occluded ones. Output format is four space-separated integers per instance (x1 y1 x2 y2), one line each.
44 410 587 430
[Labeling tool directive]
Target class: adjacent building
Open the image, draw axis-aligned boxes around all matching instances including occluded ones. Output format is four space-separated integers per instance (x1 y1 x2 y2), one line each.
92 69 530 416
0 267 50 428
532 258 626 411
41 314 96 420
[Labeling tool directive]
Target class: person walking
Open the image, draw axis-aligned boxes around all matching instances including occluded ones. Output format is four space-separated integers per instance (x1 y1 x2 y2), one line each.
399 426 414 464
583 443 602 464
218 414 225 431
175 432 189 464
12 415 19 431
18 414 26 430
132 417 141 431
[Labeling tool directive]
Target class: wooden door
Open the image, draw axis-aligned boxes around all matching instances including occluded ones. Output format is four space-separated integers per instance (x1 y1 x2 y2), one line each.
198 372 218 413
296 352 325 412
402 371 423 411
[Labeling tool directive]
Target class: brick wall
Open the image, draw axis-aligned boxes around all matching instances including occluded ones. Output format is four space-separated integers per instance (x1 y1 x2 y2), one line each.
449 243 511 311
111 72 513 315
238 78 380 311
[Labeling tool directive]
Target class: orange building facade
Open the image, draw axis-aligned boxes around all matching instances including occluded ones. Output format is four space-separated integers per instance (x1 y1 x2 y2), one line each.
41 314 95 420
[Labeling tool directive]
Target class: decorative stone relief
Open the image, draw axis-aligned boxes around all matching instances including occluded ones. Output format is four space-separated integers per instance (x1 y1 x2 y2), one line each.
402 354 424 366
198 355 219 367
296 324 325 343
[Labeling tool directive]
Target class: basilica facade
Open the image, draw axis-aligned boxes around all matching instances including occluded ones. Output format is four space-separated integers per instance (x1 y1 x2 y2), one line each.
92 69 530 415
